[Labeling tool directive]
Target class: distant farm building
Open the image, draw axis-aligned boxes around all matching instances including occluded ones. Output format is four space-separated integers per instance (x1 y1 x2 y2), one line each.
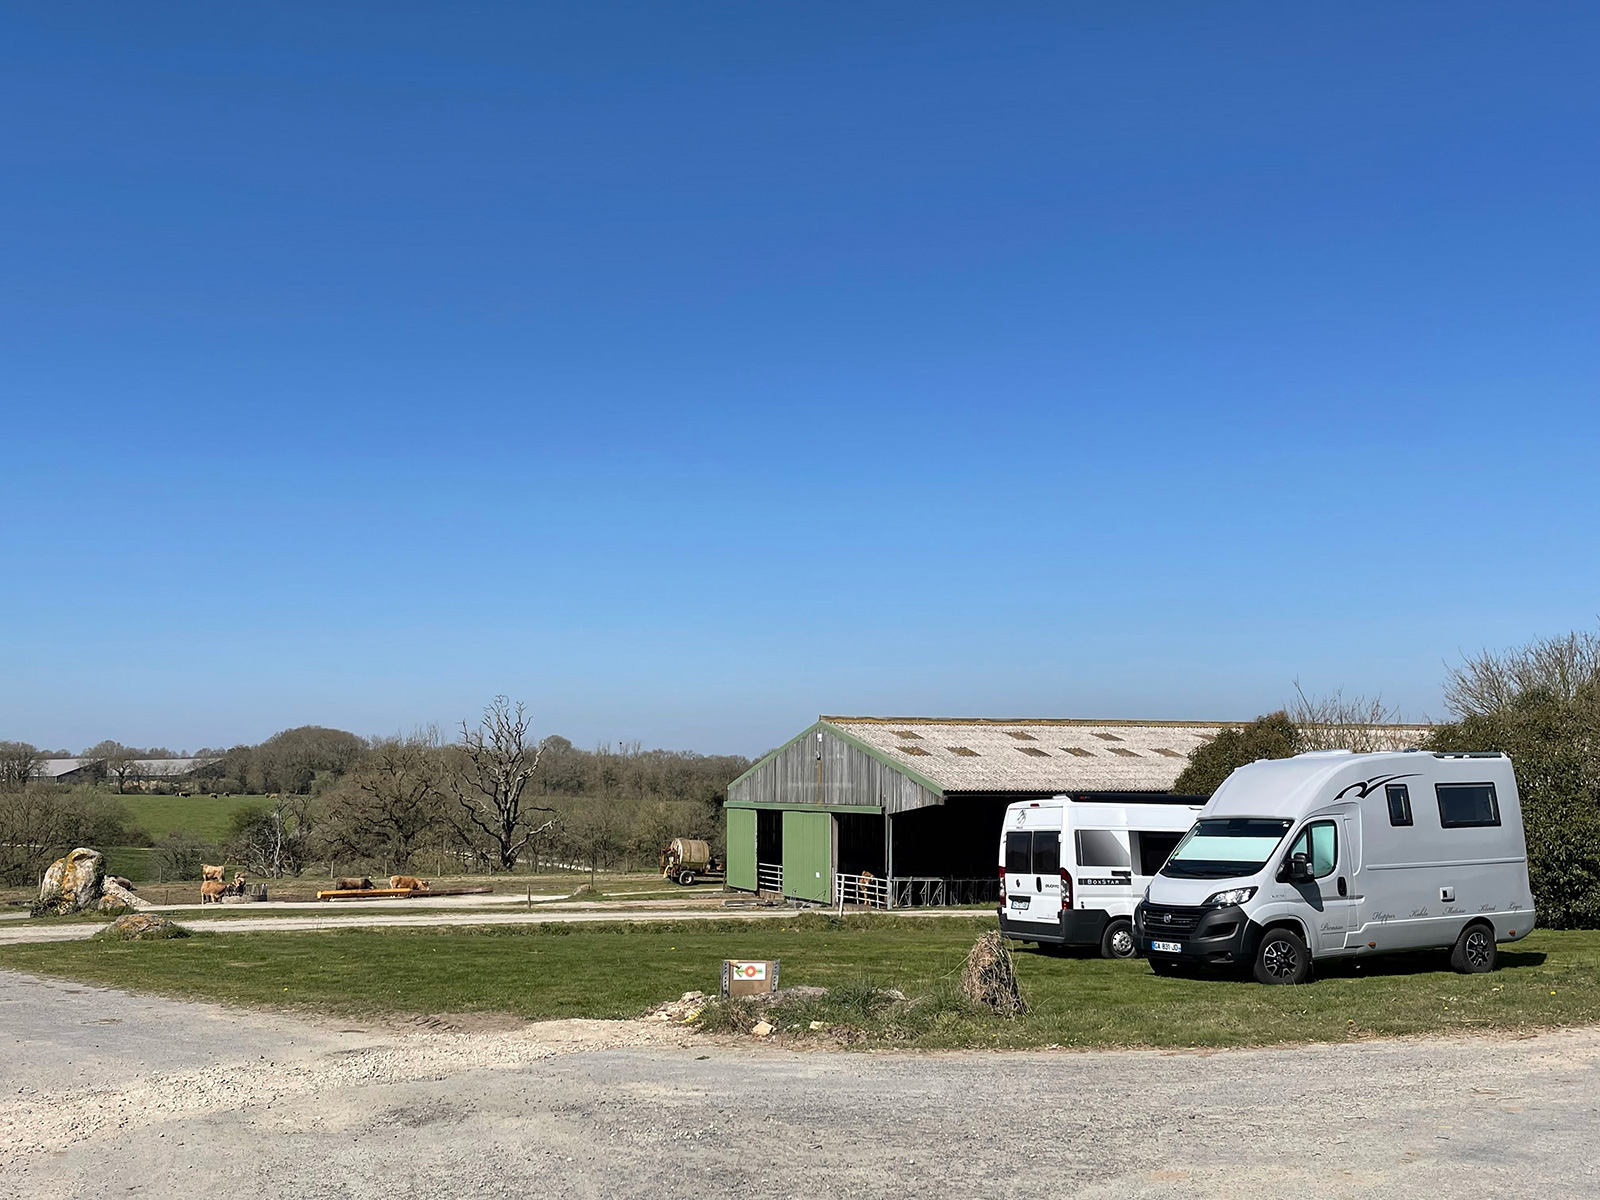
40 757 213 788
724 716 1227 907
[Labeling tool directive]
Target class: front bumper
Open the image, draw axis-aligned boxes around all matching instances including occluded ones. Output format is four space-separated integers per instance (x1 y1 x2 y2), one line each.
997 905 1110 947
1134 902 1253 965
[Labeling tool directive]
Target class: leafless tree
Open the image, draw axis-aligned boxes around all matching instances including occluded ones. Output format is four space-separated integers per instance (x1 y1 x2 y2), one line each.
449 697 556 871
0 742 44 793
1443 626 1600 718
1287 681 1418 752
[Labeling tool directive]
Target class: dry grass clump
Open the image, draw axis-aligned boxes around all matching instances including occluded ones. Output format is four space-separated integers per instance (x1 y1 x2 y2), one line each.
960 931 1027 1017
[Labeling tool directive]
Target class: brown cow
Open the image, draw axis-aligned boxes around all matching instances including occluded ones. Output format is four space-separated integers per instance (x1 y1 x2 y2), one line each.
201 864 224 882
335 877 374 891
200 880 226 904
389 875 429 892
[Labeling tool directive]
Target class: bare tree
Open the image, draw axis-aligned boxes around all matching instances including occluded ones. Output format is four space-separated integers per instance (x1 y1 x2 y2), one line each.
1287 681 1417 752
1444 627 1600 718
0 742 44 793
449 697 556 871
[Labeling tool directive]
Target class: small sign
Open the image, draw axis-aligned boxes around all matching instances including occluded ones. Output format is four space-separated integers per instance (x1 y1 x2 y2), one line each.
721 959 780 998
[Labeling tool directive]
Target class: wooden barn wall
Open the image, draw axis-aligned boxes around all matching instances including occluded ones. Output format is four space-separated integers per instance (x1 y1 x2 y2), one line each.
727 727 940 814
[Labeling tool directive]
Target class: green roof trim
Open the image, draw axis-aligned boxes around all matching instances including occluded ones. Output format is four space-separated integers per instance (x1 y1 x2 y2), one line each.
727 718 947 799
724 801 884 814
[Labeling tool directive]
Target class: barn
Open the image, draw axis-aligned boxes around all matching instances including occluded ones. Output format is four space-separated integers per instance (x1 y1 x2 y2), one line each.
723 716 1226 907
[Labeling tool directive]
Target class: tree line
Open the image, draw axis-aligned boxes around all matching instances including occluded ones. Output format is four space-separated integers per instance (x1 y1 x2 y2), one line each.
0 698 749 885
1174 628 1600 929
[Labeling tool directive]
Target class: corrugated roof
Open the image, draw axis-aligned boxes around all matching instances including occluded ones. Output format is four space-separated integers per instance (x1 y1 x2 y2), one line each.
40 757 213 779
821 717 1430 794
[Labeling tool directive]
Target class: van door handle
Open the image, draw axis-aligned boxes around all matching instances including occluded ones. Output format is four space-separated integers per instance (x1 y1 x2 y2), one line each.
1337 877 1347 897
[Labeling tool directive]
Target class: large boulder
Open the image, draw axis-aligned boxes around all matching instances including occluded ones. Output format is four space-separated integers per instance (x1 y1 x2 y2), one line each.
96 913 188 941
36 848 107 916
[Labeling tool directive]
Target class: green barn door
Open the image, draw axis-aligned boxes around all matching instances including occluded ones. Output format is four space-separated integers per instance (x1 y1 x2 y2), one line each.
725 808 756 892
782 810 834 903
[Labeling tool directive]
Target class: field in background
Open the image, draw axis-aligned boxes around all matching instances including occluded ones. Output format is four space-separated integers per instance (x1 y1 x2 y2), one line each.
4 917 1598 1050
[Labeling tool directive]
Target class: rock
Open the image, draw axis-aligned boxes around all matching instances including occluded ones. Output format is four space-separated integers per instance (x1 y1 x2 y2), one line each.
644 991 708 1023
809 1020 827 1031
97 914 189 941
98 878 149 913
36 848 106 916
750 1021 775 1038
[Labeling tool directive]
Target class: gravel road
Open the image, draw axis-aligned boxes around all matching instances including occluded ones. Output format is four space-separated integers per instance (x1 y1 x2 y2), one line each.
5 968 1598 1198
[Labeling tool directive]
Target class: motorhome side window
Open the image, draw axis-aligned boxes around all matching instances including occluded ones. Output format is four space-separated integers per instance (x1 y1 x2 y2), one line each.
1386 783 1413 827
1075 830 1130 870
1437 783 1500 828
1286 821 1337 877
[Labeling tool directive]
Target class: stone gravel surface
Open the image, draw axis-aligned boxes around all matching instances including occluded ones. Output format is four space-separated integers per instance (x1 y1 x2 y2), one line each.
4 968 1599 1198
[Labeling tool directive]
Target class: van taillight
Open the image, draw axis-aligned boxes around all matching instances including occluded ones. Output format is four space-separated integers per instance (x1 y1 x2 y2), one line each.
998 866 1006 897
1060 867 1072 911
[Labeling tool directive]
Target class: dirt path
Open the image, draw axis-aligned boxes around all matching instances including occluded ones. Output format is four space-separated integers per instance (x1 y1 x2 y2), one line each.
0 904 969 945
5 967 1599 1198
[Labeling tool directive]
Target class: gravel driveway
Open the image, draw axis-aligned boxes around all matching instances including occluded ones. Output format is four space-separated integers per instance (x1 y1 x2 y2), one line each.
4 968 1598 1199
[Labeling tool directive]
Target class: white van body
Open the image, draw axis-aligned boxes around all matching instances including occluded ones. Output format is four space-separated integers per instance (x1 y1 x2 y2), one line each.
1135 750 1535 978
997 797 1203 957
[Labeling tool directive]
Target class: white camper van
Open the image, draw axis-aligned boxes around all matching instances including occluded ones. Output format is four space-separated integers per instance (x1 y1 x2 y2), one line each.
997 796 1204 958
1135 750 1535 984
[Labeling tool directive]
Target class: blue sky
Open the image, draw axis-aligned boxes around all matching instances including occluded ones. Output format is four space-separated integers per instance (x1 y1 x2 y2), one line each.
3 3 1597 755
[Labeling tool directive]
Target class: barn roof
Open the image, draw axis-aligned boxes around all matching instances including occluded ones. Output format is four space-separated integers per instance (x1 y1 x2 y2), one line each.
819 717 1227 794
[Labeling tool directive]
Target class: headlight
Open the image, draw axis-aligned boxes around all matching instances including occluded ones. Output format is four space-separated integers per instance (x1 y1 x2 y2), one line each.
1203 886 1256 907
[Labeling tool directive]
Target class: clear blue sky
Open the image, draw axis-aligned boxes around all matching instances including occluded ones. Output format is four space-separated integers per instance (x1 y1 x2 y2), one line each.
4 3 1597 756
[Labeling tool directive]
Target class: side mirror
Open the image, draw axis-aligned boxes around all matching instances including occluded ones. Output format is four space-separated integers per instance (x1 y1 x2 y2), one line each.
1284 852 1314 883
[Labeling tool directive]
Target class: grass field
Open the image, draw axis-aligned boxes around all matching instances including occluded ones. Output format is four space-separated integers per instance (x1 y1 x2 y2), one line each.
3 915 1598 1050
119 793 272 843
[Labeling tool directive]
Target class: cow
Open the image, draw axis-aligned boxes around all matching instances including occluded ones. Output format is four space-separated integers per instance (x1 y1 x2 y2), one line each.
389 875 429 893
201 864 224 882
335 877 374 891
200 879 226 904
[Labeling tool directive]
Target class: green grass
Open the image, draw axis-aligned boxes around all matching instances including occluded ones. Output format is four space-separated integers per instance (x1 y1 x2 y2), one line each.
3 916 1598 1049
120 793 270 843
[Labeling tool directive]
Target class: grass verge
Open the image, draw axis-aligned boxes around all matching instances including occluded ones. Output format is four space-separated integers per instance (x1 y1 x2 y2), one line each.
2 916 1597 1050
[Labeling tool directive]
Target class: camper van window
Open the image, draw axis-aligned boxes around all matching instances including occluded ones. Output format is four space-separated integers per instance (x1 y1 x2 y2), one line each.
1287 821 1338 878
1005 832 1031 874
1135 831 1185 876
1033 833 1061 875
1161 818 1293 879
1386 783 1413 827
1437 783 1500 829
1075 830 1131 870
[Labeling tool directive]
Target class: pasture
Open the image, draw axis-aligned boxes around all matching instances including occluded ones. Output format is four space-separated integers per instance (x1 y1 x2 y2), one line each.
4 916 1599 1050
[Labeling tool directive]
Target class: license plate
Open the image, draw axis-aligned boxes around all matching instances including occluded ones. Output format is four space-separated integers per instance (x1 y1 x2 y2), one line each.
1009 896 1030 908
1150 940 1182 954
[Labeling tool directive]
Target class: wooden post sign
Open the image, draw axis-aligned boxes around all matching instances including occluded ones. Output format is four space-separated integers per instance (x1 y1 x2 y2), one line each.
721 959 780 999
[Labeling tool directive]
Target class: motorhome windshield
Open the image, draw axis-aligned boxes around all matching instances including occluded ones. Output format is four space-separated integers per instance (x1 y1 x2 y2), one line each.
1160 817 1293 880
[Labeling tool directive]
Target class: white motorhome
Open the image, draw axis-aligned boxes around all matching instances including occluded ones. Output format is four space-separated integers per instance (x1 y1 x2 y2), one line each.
997 796 1204 958
1135 750 1535 984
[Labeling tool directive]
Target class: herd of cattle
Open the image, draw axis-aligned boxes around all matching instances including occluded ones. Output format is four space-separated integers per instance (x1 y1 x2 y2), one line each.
196 866 431 903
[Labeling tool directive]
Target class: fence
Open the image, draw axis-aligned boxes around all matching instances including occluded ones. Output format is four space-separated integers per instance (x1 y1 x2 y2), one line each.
887 876 1000 909
756 861 783 894
833 871 890 909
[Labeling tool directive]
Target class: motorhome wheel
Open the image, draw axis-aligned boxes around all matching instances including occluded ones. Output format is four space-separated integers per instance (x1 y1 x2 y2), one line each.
1101 918 1136 960
1253 928 1311 985
1449 923 1497 974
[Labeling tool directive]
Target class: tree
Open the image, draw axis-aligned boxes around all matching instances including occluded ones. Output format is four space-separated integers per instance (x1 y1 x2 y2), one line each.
1286 682 1410 753
0 789 133 886
0 742 44 792
230 795 315 878
84 742 146 794
1171 712 1300 797
1444 627 1600 718
320 733 449 872
254 726 368 794
448 697 556 872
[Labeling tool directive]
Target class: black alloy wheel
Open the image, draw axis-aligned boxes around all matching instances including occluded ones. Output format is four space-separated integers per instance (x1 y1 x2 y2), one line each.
1253 928 1311 985
1450 923 1497 974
